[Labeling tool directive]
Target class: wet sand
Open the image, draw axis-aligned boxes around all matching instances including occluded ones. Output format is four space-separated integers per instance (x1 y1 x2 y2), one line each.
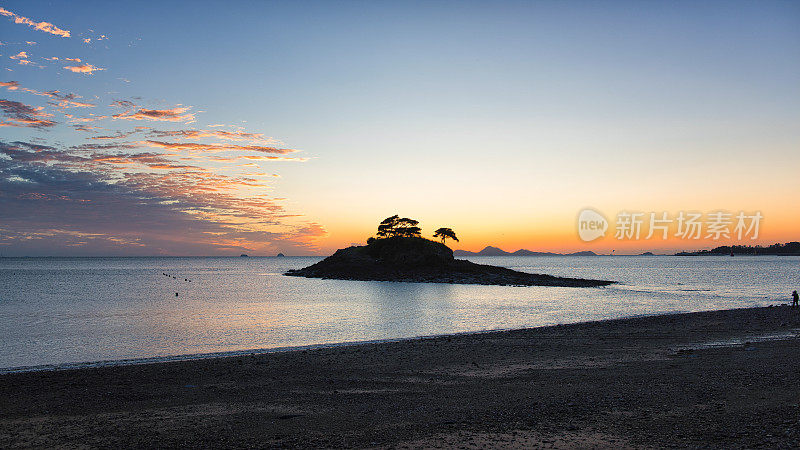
1 305 799 448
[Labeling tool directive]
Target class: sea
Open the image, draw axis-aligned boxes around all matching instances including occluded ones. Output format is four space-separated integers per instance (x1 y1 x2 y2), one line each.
1 255 798 371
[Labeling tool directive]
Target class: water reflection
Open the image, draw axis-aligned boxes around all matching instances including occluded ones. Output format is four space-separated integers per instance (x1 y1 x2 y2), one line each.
0 255 797 368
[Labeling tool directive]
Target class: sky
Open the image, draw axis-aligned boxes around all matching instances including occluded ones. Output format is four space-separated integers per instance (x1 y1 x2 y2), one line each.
1 0 798 256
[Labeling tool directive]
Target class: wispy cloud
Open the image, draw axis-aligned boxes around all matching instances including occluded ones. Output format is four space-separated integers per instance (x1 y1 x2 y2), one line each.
0 99 56 128
65 113 109 123
148 128 279 143
89 130 142 140
0 10 321 255
141 140 297 155
112 105 195 123
9 51 32 65
1 80 96 108
0 7 71 38
72 124 103 132
0 140 324 255
240 154 309 161
63 62 105 75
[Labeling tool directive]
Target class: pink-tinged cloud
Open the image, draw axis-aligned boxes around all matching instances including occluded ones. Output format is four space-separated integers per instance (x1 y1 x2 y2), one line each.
9 51 32 66
0 7 71 38
46 93 95 109
72 124 103 132
141 140 298 155
63 63 104 75
0 99 56 128
113 106 195 123
239 155 309 161
66 114 109 123
1 81 95 108
0 140 325 255
89 130 142 140
148 128 276 143
110 99 135 108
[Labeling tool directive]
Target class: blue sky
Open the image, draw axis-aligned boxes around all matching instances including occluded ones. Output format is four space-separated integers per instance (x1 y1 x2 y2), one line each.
1 1 798 255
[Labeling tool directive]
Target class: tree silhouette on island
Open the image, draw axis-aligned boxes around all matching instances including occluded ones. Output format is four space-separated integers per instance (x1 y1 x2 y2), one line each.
376 215 422 238
370 216 459 246
287 215 613 287
433 227 459 245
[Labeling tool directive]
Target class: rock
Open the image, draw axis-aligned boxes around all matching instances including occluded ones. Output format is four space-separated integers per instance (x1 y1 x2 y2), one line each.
285 236 614 288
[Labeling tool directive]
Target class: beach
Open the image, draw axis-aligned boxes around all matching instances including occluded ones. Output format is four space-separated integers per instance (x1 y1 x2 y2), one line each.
1 305 799 448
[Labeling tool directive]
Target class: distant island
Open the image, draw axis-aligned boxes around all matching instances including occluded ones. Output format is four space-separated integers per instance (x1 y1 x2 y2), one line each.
454 246 597 257
286 216 613 287
675 242 800 256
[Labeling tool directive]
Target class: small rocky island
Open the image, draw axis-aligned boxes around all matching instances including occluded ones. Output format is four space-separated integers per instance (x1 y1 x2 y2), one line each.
286 216 613 287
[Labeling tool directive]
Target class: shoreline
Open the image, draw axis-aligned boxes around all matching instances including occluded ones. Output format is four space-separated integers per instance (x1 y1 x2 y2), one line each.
1 304 789 375
2 305 800 448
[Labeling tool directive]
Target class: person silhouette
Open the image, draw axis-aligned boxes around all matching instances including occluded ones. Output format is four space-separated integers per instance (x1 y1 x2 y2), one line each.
792 290 799 308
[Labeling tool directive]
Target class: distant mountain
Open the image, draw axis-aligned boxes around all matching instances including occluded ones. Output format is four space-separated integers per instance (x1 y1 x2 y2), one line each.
476 246 509 256
453 246 598 257
512 249 559 256
568 251 598 256
675 242 800 256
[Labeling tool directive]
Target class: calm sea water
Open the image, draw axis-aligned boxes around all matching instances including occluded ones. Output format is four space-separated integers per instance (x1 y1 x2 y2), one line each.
1 255 798 370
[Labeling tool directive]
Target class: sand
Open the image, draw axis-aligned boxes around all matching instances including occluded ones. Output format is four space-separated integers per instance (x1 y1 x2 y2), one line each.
1 305 799 448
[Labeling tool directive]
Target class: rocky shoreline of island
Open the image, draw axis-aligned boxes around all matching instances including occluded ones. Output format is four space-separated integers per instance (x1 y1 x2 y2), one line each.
285 236 614 287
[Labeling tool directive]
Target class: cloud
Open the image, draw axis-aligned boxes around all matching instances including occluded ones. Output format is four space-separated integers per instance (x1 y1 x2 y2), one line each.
141 140 298 155
0 16 320 255
148 128 277 143
89 130 142 140
0 7 71 38
63 63 105 74
72 124 103 132
71 142 139 151
82 34 107 45
0 99 56 128
9 51 32 65
112 106 195 123
110 99 135 108
0 140 325 255
46 92 95 109
239 155 309 161
1 81 95 108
